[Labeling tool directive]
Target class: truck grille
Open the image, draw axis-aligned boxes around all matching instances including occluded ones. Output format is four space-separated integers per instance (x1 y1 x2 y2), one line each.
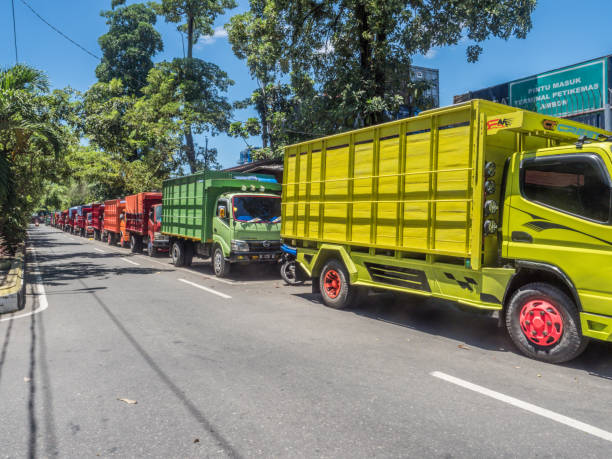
248 240 281 252
364 262 431 292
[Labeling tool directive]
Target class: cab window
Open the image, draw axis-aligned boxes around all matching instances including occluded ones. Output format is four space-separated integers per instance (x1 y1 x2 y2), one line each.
216 199 229 222
521 153 611 223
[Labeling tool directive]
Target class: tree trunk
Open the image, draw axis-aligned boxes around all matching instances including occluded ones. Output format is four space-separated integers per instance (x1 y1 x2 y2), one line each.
184 14 196 173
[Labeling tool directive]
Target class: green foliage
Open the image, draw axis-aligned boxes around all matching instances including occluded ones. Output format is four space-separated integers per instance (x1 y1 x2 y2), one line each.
140 58 234 172
154 0 237 51
0 65 73 250
228 0 537 158
96 2 164 95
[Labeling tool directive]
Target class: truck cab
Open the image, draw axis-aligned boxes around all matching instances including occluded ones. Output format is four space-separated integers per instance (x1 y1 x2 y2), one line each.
211 192 281 276
146 203 169 256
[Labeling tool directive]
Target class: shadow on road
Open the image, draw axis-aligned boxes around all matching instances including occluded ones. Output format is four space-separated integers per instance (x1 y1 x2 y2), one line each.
294 290 612 375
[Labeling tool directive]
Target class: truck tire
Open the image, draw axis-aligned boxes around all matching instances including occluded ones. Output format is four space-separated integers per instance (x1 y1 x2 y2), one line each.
171 241 186 267
319 259 358 309
130 234 139 253
213 245 230 277
147 240 157 257
505 282 588 363
107 232 115 245
184 242 194 266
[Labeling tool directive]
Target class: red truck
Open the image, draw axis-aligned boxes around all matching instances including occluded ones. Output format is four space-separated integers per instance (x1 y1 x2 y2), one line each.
67 207 78 233
75 205 92 237
87 203 104 240
125 192 168 255
59 210 68 229
103 199 129 247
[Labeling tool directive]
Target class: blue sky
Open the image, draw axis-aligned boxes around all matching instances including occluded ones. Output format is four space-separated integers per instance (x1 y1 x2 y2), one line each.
2 0 611 168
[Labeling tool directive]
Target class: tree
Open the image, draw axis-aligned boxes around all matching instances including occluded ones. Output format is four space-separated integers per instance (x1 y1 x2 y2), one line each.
140 58 233 172
228 0 537 149
96 2 164 95
154 0 237 172
0 65 70 250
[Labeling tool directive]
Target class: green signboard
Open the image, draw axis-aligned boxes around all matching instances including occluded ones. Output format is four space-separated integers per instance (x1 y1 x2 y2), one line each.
510 58 608 116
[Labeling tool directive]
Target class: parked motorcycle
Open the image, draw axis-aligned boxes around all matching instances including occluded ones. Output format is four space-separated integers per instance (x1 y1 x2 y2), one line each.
279 244 304 285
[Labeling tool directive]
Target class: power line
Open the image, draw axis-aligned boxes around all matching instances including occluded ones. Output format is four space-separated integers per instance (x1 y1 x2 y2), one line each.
18 0 100 60
11 0 18 63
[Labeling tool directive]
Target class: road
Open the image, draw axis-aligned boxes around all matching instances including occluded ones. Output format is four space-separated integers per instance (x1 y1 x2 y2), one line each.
1 225 612 458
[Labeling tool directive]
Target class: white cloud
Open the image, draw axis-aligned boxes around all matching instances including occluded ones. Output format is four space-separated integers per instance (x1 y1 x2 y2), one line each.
424 48 438 59
199 26 228 45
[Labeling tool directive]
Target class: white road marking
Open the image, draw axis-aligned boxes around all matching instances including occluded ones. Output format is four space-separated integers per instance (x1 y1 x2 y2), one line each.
121 257 140 266
431 371 612 443
94 248 105 253
178 278 232 299
0 244 48 322
137 256 237 285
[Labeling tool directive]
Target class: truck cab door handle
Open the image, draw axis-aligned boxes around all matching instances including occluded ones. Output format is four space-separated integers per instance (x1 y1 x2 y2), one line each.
512 231 533 243
214 228 217 233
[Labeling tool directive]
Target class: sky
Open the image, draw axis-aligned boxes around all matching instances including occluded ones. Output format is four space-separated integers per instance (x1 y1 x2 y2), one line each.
2 0 612 168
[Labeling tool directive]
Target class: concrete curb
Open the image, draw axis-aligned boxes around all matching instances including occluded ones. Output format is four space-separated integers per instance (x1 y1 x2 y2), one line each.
0 245 26 314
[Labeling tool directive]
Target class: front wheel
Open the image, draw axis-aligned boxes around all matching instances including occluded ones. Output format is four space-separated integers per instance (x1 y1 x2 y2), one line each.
506 282 588 363
319 259 357 309
213 245 230 278
280 260 304 285
147 241 157 257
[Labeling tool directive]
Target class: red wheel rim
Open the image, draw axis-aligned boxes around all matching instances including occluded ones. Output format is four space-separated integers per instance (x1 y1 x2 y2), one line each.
323 269 341 299
519 299 563 346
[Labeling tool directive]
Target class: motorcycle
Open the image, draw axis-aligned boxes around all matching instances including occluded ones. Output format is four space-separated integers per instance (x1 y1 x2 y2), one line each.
279 244 305 285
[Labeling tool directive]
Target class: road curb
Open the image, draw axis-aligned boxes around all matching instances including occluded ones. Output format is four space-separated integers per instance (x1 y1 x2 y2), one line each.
0 245 26 314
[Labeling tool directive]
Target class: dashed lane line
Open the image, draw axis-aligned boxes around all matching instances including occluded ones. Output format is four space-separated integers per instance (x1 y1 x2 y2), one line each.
94 248 105 253
121 257 140 266
178 278 232 299
431 371 612 443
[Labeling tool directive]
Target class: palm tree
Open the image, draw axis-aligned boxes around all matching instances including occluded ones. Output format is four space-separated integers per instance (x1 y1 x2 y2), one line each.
0 65 64 250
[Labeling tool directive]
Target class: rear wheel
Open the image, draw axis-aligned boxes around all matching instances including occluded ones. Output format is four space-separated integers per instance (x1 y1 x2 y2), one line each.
184 242 194 266
171 241 186 267
319 259 357 309
506 282 588 363
213 245 230 277
107 232 115 245
130 235 140 253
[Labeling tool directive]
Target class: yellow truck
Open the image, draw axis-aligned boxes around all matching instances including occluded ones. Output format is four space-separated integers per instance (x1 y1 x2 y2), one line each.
282 99 612 363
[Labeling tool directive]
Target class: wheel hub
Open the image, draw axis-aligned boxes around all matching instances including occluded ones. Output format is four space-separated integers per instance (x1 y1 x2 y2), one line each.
519 299 563 346
323 270 341 299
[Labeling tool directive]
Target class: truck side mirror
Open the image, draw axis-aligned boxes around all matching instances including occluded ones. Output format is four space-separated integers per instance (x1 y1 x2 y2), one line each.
218 207 226 219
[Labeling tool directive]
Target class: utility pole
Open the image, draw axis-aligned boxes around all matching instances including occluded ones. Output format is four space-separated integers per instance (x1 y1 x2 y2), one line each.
11 0 19 64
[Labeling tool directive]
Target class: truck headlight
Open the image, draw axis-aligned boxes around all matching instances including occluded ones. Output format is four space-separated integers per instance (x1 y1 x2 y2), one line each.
231 240 250 252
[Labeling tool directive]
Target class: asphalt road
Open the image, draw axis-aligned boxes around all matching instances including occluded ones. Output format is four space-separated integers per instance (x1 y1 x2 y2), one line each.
1 225 612 458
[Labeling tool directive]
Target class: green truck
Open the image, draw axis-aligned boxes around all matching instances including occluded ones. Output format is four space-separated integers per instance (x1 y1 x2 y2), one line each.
282 99 612 363
162 170 282 277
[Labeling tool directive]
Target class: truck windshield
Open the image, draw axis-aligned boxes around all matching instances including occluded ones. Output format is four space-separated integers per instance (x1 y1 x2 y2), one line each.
233 196 281 223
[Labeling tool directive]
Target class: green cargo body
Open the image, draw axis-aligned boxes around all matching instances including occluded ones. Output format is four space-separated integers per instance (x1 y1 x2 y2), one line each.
162 171 282 242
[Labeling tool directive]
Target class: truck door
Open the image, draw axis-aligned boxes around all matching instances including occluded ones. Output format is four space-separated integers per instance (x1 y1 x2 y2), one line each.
505 148 612 315
213 198 231 251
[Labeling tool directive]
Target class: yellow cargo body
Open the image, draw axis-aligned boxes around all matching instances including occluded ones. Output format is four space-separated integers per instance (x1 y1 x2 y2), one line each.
283 100 559 269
